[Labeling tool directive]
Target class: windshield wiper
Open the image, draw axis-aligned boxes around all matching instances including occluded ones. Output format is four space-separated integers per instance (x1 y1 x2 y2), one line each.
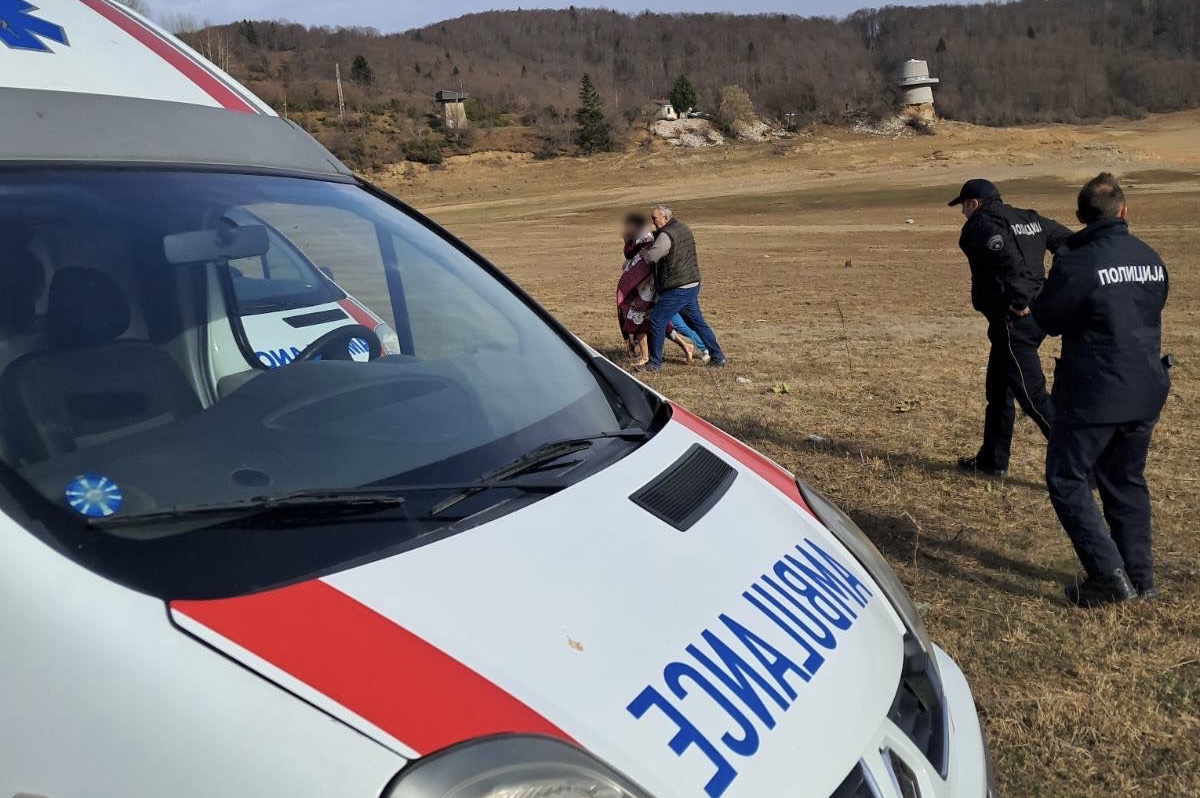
87 478 570 530
88 490 410 529
237 299 291 313
429 428 650 517
89 428 650 529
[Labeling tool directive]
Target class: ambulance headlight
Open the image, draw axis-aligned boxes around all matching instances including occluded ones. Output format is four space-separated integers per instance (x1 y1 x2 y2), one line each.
383 736 652 798
796 479 936 663
375 322 403 355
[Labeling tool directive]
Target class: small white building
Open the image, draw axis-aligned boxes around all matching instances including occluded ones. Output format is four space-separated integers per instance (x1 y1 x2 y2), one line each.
653 100 678 122
896 59 939 110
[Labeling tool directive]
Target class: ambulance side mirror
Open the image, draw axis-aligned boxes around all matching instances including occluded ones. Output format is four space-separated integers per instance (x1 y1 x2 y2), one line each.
164 223 270 265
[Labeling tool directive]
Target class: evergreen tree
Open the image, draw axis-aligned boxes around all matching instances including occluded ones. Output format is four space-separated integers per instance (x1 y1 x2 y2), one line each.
350 54 374 87
669 74 698 113
239 20 259 46
575 74 612 154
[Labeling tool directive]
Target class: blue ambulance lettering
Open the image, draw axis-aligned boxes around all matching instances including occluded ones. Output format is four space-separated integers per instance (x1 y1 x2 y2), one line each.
0 0 69 52
627 537 873 798
255 346 304 369
255 338 370 368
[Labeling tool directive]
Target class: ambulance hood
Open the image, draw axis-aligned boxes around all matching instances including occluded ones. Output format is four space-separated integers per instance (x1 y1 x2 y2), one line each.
172 408 906 798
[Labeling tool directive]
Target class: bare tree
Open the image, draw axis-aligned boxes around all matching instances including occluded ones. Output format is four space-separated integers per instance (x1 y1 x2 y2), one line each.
114 0 152 16
715 85 756 134
195 27 233 74
160 12 204 34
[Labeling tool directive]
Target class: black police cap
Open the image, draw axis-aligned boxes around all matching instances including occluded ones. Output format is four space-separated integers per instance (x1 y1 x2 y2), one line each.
948 178 1001 206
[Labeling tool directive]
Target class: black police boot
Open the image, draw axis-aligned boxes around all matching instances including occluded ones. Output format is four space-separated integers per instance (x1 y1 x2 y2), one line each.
1133 581 1157 601
957 455 1007 479
1064 568 1138 608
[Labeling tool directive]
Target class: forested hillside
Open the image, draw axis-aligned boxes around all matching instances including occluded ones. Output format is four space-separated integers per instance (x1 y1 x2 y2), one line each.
182 0 1198 123
171 0 1199 164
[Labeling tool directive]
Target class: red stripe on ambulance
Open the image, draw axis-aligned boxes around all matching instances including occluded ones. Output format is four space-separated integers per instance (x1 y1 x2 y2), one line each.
670 402 813 514
337 298 380 330
79 0 259 114
172 580 573 753
337 298 388 356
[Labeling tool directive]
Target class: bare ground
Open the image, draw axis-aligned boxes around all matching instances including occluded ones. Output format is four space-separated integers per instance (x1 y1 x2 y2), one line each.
376 112 1200 798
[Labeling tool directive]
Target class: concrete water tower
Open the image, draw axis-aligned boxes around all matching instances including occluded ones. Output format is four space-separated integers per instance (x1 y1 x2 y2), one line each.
897 59 939 117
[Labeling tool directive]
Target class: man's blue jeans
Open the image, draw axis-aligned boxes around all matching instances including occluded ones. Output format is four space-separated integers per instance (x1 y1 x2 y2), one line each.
648 285 724 368
671 314 708 353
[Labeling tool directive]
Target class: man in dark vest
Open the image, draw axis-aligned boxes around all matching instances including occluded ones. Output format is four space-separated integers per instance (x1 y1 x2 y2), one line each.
637 203 726 373
950 178 1072 477
1033 173 1170 607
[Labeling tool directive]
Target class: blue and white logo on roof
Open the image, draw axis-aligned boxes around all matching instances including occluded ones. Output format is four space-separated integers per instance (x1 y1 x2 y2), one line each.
0 0 68 52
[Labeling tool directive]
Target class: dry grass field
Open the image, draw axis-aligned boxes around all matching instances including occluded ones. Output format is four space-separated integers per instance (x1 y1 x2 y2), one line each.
377 113 1200 798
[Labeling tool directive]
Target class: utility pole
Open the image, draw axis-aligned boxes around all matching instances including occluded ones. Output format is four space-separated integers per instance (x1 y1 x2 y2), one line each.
335 62 346 125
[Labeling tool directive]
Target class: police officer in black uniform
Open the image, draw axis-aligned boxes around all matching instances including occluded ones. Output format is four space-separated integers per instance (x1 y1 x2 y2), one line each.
950 179 1072 477
1033 173 1170 607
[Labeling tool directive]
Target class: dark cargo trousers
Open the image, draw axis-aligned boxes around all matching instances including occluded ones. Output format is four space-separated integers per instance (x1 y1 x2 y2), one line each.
1045 418 1157 589
976 314 1056 471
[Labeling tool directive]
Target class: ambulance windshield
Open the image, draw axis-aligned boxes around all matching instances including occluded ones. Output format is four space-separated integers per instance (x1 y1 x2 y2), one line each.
0 169 652 598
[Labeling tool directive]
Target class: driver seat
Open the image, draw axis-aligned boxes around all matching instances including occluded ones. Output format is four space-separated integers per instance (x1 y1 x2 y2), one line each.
1 267 201 464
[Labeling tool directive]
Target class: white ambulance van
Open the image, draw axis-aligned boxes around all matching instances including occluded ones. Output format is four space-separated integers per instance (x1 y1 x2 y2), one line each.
0 3 995 798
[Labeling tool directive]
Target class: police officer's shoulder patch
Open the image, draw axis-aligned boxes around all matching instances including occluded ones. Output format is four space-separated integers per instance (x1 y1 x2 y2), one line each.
987 234 1005 252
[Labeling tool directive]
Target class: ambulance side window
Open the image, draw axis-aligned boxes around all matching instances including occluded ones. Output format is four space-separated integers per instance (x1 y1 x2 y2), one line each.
241 203 395 325
224 209 343 315
228 254 265 280
228 237 302 282
389 233 518 358
219 198 521 362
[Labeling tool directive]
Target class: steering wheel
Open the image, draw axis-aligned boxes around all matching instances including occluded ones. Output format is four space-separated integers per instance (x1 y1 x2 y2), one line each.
292 324 383 363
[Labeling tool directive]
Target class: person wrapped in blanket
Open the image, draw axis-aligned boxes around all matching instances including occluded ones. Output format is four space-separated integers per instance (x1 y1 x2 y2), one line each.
617 213 711 368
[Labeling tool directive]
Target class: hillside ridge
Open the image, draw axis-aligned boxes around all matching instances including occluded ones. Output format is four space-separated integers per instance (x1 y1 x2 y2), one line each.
171 1 1200 166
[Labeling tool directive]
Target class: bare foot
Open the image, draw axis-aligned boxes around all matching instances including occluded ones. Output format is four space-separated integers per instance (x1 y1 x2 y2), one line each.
629 357 649 368
679 338 696 364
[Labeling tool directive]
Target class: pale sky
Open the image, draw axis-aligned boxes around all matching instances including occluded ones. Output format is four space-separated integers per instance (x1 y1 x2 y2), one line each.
148 0 1001 34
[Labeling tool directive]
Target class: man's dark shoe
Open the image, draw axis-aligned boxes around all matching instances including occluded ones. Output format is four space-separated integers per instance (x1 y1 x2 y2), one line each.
957 455 1007 479
1134 582 1157 601
706 357 727 368
1064 568 1138 608
632 364 661 374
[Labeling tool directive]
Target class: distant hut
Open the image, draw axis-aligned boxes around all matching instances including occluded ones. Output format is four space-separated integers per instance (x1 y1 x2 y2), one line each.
436 89 469 130
653 99 679 122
